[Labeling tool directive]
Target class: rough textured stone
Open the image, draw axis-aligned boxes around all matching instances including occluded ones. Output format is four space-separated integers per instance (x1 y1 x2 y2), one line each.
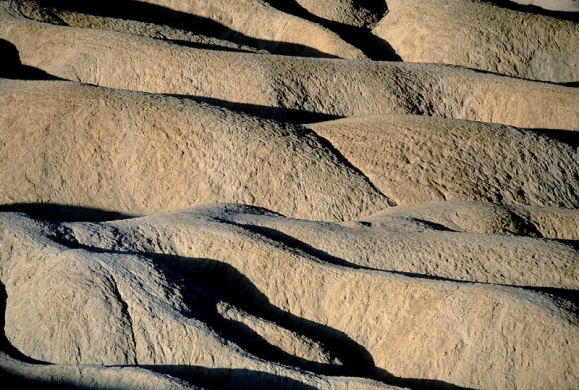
1 209 577 389
308 114 579 208
2 2 579 130
373 0 579 83
0 0 577 388
0 80 391 221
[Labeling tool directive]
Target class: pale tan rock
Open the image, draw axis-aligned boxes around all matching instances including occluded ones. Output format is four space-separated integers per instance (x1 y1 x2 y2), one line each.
2 5 578 130
0 80 391 221
1 210 577 389
11 0 269 54
183 203 579 289
129 0 366 58
373 0 579 83
307 114 579 208
367 201 579 240
290 0 387 28
1 1 578 389
0 212 402 389
510 0 579 12
0 352 200 389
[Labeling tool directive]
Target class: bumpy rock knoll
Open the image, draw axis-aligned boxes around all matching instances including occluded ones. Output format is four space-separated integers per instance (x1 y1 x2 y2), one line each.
2 2 579 130
0 80 392 221
0 0 578 389
373 0 579 83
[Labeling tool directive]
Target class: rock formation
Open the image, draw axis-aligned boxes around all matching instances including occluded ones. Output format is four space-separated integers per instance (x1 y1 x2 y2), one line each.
0 0 577 388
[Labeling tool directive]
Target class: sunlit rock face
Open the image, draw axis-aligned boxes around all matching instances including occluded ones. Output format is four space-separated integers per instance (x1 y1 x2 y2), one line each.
510 0 579 12
0 0 578 389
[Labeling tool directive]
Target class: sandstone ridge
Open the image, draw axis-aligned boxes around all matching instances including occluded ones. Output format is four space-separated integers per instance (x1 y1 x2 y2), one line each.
1 0 578 389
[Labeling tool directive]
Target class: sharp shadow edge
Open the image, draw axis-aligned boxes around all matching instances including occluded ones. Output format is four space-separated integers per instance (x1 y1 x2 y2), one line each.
24 0 343 58
166 39 264 54
259 0 401 61
561 81 579 87
521 285 579 316
46 228 481 389
0 39 65 81
0 230 508 390
0 203 136 222
0 282 77 389
481 0 579 22
304 132 397 205
0 372 84 390
0 284 48 364
169 94 344 124
142 366 319 390
137 252 478 389
524 128 579 149
215 220 473 286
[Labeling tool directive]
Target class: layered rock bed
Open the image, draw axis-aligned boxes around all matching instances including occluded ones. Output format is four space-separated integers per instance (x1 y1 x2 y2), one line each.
0 0 578 388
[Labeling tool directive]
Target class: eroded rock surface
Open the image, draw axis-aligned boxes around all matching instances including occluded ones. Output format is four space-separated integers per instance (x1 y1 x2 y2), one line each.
0 0 577 388
0 209 578 389
373 0 579 83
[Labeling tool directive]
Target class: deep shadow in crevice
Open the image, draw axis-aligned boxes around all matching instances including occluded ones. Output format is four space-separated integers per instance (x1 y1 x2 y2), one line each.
129 252 384 379
0 39 64 81
525 128 579 149
523 286 579 315
553 239 579 251
166 39 264 54
44 228 480 389
144 364 473 390
133 253 478 389
0 283 48 364
260 0 400 60
23 0 342 58
377 369 478 390
0 371 86 390
0 283 70 387
495 282 579 319
0 203 135 222
215 220 461 279
208 219 542 288
143 366 319 390
561 81 579 87
170 94 344 124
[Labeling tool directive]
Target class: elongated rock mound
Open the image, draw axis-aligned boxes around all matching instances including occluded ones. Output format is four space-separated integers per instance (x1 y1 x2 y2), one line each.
2 2 579 129
373 0 579 83
0 0 578 389
510 0 579 12
308 114 579 208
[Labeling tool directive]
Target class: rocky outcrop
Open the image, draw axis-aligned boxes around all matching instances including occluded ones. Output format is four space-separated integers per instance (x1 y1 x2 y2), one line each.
373 0 579 83
1 0 577 388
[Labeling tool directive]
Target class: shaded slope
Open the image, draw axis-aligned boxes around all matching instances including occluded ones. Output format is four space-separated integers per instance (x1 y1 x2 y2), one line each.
11 0 269 54
1 210 577 389
129 0 366 58
183 203 579 289
0 213 395 389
